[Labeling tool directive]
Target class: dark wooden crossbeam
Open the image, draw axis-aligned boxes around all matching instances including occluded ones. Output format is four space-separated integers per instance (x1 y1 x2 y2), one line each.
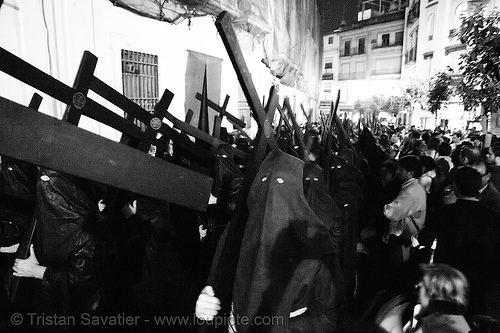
90 76 212 162
215 12 277 150
0 96 213 211
63 51 97 125
283 97 306 158
165 109 247 160
300 103 311 127
9 93 43 304
324 91 341 192
195 92 251 140
195 93 245 129
276 103 294 133
185 109 194 124
212 115 222 140
0 47 144 141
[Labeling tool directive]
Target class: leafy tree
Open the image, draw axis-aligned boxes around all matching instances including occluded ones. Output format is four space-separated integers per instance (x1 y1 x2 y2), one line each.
427 70 453 114
456 8 500 114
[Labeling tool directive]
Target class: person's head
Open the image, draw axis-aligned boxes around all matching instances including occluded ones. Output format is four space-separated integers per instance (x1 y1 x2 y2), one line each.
437 141 452 157
308 140 322 162
435 157 450 177
379 159 397 187
411 130 421 140
396 155 422 182
487 142 500 166
416 263 469 311
419 155 437 174
422 131 431 145
470 158 491 188
460 143 481 166
453 166 482 198
452 131 463 144
428 137 440 151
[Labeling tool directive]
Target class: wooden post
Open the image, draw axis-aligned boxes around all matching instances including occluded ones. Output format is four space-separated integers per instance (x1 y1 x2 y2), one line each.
201 11 280 332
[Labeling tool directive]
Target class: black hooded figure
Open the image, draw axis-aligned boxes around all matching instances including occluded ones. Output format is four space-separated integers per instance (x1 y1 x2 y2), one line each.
31 169 104 332
231 149 343 332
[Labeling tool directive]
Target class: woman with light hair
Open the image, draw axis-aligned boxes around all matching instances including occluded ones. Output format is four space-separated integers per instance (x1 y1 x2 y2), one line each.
377 263 471 333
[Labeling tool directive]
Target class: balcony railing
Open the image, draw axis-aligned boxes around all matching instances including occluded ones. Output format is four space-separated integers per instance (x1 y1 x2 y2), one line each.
371 68 401 75
339 72 366 80
322 73 334 80
339 47 366 57
371 41 404 49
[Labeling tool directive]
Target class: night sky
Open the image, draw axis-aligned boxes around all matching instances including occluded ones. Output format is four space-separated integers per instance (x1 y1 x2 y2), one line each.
317 0 360 34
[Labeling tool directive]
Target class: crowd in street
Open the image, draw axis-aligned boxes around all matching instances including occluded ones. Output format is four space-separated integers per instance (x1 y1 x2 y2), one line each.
1 122 500 333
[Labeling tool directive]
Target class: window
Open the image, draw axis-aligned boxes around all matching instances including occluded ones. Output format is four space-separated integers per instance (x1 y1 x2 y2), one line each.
423 52 434 78
358 38 365 54
382 34 390 47
328 36 334 44
427 14 435 40
454 3 468 27
121 50 159 129
324 62 333 69
344 40 351 56
395 31 403 45
324 83 332 93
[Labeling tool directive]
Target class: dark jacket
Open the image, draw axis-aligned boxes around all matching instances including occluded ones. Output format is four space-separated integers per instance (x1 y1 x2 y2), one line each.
0 156 37 246
421 200 500 319
34 169 104 318
413 300 470 333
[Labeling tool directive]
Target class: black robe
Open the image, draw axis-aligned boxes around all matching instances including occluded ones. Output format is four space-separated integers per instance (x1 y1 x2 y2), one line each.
232 149 343 332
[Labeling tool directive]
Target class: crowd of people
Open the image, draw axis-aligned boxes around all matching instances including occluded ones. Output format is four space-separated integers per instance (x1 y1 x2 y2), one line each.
1 121 500 333
197 124 500 332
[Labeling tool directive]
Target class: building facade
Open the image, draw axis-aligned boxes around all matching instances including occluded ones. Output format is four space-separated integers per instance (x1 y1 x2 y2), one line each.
322 0 500 131
0 0 321 140
320 1 406 123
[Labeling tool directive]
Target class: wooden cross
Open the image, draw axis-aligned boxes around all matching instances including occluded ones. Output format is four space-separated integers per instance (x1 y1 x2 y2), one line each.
323 91 341 192
0 47 213 211
195 92 251 141
282 98 306 159
201 11 279 332
300 103 312 127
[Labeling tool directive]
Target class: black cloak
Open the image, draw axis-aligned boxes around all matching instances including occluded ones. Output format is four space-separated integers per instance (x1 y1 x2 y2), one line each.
233 149 342 332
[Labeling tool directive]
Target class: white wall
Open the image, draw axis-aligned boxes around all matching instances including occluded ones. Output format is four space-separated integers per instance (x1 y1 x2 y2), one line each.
0 0 276 141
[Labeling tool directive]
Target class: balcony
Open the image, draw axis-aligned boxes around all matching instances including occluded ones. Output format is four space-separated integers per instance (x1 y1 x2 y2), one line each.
339 72 366 80
371 68 401 76
339 47 366 57
372 41 404 50
322 73 334 80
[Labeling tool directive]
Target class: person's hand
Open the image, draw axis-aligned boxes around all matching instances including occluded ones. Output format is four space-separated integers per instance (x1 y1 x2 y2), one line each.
12 244 46 279
199 225 208 241
98 199 106 212
195 286 221 321
0 243 19 253
122 200 137 219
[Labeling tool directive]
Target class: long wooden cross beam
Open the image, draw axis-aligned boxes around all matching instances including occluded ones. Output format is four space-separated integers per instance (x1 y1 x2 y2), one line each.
195 93 251 140
195 93 245 129
89 75 212 163
283 97 306 159
165 109 247 160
